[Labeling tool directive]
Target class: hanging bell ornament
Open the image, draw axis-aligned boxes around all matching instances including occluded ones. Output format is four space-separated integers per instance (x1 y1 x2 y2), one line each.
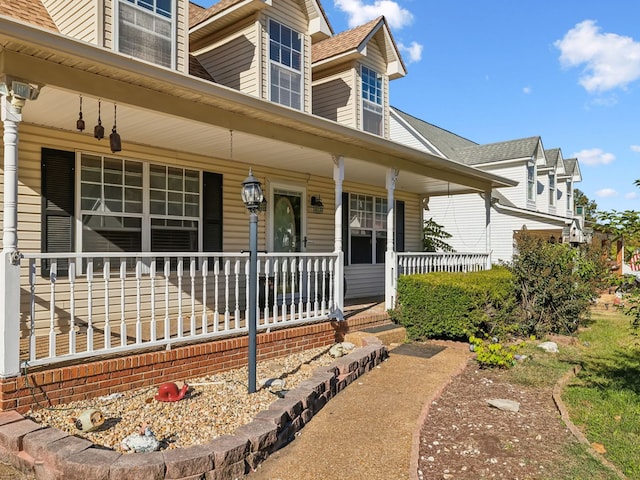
110 103 121 152
94 99 104 140
76 96 85 132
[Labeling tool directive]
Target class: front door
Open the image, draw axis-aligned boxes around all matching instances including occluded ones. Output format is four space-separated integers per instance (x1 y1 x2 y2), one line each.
271 187 304 252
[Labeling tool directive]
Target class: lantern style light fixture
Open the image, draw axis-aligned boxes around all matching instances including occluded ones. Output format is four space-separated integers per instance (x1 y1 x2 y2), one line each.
76 95 85 132
241 169 264 212
110 103 122 153
241 168 263 394
94 99 104 140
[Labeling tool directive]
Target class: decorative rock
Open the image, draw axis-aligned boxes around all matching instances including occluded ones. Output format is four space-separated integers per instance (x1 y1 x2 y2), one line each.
487 399 520 412
121 426 160 453
537 341 559 353
259 378 286 391
514 354 528 361
73 409 105 432
329 342 356 358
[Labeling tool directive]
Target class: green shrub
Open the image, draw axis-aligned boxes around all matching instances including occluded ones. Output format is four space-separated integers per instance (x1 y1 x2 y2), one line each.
508 233 608 337
390 266 518 340
469 335 524 369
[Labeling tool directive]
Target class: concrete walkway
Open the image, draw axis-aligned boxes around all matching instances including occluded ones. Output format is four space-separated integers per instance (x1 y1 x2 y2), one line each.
249 342 470 480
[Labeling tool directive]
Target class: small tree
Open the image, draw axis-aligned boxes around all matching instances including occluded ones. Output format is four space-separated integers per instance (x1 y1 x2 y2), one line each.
423 218 454 252
508 232 607 336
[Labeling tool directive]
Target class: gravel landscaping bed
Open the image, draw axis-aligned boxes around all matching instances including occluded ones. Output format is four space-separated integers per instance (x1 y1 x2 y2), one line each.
27 346 337 452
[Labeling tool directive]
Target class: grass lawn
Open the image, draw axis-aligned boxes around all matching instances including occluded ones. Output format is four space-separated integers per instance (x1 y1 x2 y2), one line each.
562 307 640 479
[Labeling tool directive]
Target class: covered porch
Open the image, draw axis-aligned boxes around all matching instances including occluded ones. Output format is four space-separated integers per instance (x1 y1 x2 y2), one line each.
0 17 512 385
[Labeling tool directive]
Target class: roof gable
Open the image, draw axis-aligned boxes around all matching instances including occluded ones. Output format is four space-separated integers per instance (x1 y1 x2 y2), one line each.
455 136 543 166
312 16 406 79
0 0 57 31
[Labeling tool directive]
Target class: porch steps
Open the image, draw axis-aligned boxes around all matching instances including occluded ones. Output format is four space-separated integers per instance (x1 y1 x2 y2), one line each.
345 323 407 347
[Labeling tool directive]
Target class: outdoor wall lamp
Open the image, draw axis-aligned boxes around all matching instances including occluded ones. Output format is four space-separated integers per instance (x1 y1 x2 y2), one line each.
310 195 324 214
241 169 264 394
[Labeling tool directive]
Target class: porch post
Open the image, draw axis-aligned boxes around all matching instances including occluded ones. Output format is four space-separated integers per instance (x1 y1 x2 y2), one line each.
332 155 344 316
0 95 24 377
485 188 492 269
385 169 399 309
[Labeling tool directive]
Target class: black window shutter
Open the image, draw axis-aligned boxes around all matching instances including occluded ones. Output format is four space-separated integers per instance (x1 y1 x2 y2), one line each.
203 172 223 252
395 200 405 252
342 192 349 265
41 148 75 276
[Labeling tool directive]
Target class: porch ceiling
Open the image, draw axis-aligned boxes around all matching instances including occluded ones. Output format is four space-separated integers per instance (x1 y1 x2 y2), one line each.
0 16 516 196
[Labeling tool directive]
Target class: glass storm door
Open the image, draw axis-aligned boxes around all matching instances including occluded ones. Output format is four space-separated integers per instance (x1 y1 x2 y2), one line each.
272 188 303 252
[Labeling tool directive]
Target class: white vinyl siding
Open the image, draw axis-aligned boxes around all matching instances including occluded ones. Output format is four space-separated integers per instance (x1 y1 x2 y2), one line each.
41 0 98 43
389 114 433 153
426 194 488 254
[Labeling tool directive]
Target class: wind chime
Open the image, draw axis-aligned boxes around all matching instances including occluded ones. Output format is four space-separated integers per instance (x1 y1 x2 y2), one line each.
76 96 122 153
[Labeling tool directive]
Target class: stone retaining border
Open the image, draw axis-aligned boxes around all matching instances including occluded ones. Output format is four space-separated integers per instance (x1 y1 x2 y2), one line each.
0 338 388 480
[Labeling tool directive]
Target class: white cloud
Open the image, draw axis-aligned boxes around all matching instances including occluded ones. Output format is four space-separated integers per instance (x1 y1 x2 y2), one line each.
625 191 638 199
523 86 532 94
596 188 618 198
631 145 640 153
573 148 616 166
334 0 414 29
554 20 640 92
398 41 423 63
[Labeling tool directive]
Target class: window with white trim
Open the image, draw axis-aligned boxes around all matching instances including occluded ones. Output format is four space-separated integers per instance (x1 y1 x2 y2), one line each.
566 181 572 212
269 19 303 110
549 171 556 206
361 65 383 135
527 163 535 202
79 154 200 258
116 0 175 68
349 194 387 264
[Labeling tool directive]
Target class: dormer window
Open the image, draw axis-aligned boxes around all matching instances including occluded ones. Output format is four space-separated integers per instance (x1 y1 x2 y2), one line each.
361 66 383 135
527 163 535 202
116 0 175 68
549 171 556 206
269 20 303 110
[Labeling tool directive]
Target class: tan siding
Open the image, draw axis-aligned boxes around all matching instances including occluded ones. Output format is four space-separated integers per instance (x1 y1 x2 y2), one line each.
196 24 259 96
312 69 355 127
104 0 113 48
42 0 98 44
260 0 311 113
176 0 187 73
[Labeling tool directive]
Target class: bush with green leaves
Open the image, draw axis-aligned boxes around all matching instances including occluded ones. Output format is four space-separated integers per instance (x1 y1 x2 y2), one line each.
390 266 518 340
508 233 607 337
469 335 525 368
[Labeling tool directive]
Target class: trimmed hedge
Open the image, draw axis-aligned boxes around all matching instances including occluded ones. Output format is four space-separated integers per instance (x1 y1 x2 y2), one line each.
390 266 517 341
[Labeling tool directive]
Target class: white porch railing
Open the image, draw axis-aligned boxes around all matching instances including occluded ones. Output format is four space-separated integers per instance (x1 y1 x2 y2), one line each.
397 252 489 275
20 252 340 368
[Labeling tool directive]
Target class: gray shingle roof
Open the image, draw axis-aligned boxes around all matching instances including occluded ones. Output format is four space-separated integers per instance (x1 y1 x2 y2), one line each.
563 158 577 176
392 107 476 159
455 137 541 166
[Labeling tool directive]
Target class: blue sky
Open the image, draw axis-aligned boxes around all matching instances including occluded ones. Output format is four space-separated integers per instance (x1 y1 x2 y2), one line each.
198 0 640 214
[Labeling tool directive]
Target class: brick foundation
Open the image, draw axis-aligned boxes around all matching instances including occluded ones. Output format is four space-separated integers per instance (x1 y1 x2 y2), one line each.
1 314 389 413
0 335 389 479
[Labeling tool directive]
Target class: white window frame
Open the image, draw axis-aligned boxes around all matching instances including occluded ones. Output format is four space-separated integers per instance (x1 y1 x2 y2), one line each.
360 65 383 136
566 180 573 214
76 152 201 257
526 162 535 203
549 171 556 207
268 19 303 110
114 0 176 69
348 193 387 264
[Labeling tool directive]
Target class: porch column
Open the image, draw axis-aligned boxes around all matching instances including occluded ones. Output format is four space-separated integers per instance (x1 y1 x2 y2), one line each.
0 95 24 377
332 155 344 316
385 168 399 309
485 188 492 269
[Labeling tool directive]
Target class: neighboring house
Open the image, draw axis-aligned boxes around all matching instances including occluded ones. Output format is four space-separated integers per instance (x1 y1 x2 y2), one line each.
0 0 515 391
390 107 584 264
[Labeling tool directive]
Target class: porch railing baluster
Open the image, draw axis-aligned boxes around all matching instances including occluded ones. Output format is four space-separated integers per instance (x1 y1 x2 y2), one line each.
177 258 184 338
120 259 127 347
86 260 94 352
213 259 220 332
48 262 56 358
273 259 279 322
190 258 196 337
135 259 142 344
223 259 230 331
28 259 36 362
103 260 111 350
163 259 170 341
233 259 240 330
68 262 76 355
149 260 156 342
201 259 208 335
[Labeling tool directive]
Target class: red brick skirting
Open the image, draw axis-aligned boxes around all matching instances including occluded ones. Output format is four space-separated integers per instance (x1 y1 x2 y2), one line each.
1 314 389 413
0 328 389 479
